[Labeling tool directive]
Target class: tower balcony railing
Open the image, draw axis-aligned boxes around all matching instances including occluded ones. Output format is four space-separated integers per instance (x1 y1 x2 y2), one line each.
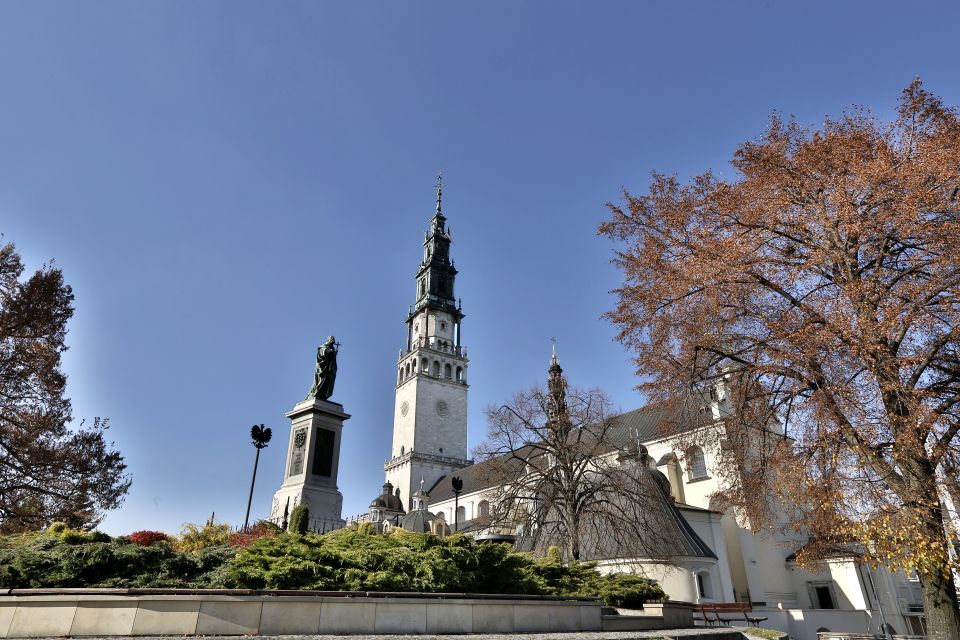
384 449 473 468
399 336 467 359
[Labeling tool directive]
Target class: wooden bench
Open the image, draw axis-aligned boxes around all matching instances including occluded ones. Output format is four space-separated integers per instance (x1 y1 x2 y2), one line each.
696 602 768 627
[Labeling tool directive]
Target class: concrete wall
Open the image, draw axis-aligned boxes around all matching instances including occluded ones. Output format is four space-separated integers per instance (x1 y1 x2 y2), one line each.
0 593 602 638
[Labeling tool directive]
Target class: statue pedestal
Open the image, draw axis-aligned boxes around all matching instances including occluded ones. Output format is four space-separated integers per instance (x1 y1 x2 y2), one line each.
270 398 349 532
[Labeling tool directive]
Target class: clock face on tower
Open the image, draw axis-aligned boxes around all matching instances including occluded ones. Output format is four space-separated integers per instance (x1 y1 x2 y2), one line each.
436 400 449 416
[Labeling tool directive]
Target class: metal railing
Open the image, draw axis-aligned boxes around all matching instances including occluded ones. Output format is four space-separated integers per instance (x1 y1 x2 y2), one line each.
817 634 925 640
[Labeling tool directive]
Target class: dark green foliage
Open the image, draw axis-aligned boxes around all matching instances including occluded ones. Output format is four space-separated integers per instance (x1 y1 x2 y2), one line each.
589 572 666 608
0 525 666 605
0 528 231 588
288 504 309 535
522 545 665 606
227 527 543 593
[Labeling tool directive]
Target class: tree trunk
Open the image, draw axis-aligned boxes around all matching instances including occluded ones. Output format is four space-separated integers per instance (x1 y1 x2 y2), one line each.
919 565 960 640
915 498 960 640
567 504 581 561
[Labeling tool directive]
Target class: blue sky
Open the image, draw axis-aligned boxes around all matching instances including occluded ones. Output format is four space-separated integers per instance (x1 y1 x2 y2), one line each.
1 1 958 534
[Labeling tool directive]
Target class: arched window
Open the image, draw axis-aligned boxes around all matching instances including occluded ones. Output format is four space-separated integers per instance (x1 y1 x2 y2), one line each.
444 363 452 379
437 511 445 521
478 500 490 517
696 571 713 599
686 446 708 481
421 357 429 372
406 362 411 377
456 366 463 382
398 369 403 384
456 506 466 523
433 361 440 376
400 445 405 455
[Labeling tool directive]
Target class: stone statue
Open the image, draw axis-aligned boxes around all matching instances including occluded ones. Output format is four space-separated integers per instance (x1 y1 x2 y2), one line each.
307 336 338 401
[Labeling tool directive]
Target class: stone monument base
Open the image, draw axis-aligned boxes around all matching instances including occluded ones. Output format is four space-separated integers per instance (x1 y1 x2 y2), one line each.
272 484 345 533
270 398 349 533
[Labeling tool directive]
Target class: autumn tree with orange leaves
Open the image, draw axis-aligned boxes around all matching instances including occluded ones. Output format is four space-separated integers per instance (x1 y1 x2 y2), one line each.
600 81 960 639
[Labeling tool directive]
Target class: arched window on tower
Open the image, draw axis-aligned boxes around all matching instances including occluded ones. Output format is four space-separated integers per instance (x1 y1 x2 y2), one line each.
406 362 412 377
433 361 440 376
444 363 452 379
456 366 463 382
421 358 429 372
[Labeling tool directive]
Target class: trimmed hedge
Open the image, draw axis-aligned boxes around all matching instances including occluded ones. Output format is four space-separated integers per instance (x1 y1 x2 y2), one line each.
0 524 666 607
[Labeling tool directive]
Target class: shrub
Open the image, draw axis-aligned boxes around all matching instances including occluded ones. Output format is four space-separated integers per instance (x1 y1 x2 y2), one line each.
128 531 168 547
254 519 282 533
0 532 233 588
228 522 280 548
288 505 309 535
174 521 231 553
589 572 666 608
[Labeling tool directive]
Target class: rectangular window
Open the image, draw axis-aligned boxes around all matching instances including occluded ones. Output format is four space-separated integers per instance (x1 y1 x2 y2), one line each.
807 582 837 609
312 428 336 477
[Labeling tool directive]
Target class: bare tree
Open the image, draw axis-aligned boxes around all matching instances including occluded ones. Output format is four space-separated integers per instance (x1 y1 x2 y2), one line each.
475 354 705 563
600 81 960 638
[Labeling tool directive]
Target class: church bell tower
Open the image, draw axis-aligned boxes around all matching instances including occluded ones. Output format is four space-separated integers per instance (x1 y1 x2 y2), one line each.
385 176 470 509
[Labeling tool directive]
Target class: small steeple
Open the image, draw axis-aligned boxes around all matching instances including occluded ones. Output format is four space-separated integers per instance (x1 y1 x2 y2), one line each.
547 339 567 421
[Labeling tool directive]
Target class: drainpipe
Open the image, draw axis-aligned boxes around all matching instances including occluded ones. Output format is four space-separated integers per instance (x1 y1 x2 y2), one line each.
864 564 892 640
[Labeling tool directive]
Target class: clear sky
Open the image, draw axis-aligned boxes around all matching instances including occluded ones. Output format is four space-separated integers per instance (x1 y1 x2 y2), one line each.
1 1 958 535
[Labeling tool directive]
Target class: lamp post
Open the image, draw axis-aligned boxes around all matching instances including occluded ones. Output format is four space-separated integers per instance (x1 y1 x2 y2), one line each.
452 476 463 532
243 424 272 532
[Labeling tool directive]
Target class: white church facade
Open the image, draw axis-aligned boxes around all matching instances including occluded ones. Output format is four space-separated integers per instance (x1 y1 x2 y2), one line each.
273 181 930 640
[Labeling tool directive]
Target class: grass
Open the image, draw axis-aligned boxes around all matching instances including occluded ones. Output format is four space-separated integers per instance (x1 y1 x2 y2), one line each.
744 627 787 640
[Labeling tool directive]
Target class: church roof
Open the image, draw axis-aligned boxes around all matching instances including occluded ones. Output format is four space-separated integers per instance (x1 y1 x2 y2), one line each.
396 509 439 533
427 403 698 503
370 482 405 512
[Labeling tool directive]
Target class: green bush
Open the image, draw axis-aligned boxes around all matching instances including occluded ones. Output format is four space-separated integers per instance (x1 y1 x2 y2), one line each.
0 532 233 588
0 525 666 603
227 527 543 593
588 572 666 608
288 505 309 535
174 521 231 553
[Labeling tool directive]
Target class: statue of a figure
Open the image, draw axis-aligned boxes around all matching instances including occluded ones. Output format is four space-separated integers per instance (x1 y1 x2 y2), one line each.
307 336 338 401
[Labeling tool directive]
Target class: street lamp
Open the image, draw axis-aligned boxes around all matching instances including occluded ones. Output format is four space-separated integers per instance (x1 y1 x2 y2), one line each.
244 423 272 532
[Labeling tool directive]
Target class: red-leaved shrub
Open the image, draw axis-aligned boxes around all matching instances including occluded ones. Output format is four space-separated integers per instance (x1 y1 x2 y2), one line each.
228 523 279 548
128 530 169 546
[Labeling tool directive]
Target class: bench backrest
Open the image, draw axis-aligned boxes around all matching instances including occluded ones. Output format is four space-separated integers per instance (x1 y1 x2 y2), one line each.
697 602 753 613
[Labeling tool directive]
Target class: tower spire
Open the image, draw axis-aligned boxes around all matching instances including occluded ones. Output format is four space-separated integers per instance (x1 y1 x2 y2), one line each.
436 173 442 215
547 340 567 422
